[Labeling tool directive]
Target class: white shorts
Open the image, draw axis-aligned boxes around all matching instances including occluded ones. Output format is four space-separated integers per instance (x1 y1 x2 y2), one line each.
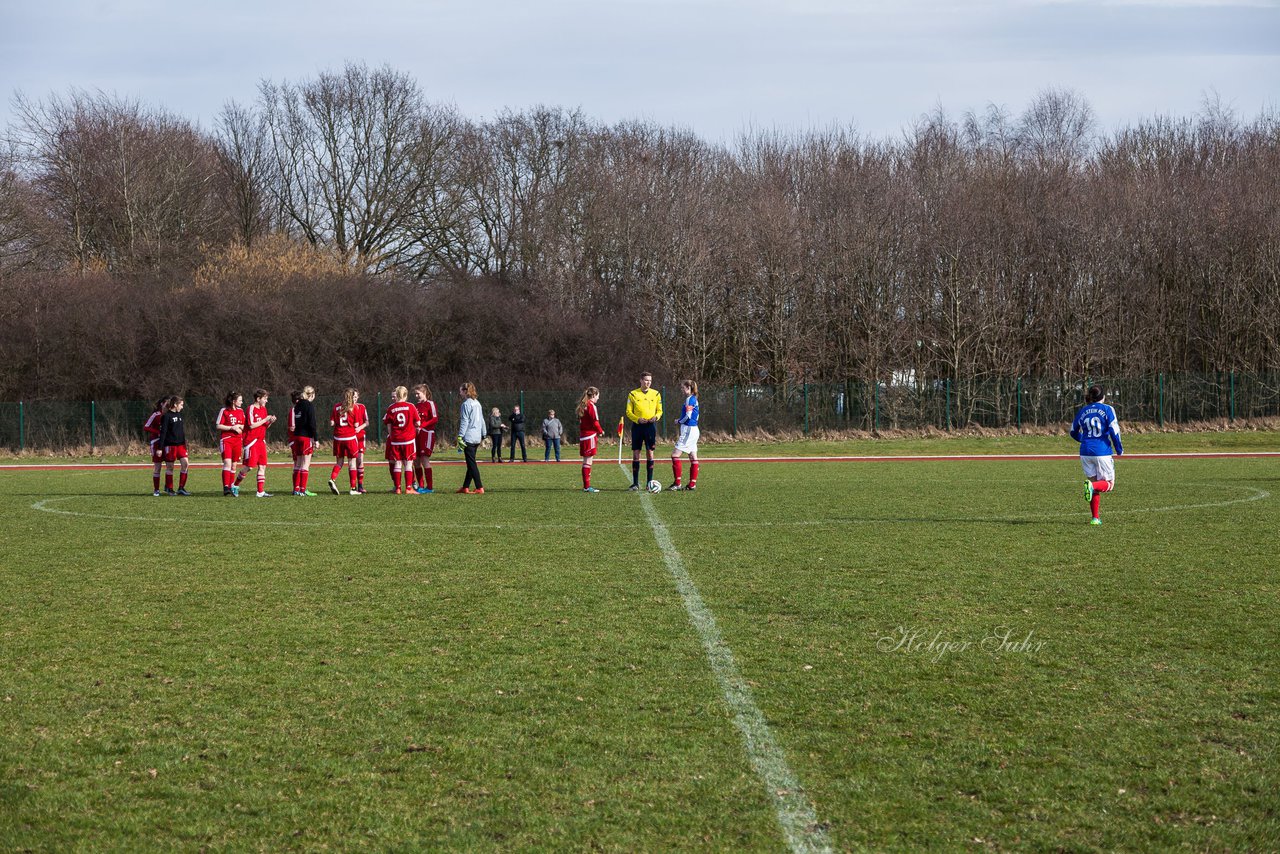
675 424 700 455
1081 455 1116 484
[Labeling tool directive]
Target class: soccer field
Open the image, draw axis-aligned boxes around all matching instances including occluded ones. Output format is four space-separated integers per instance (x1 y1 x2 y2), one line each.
2 441 1277 850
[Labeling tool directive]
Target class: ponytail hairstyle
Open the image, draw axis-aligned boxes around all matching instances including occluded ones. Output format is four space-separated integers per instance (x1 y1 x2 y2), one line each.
302 385 316 400
1085 385 1105 404
341 387 357 416
154 396 168 413
289 389 302 405
253 388 269 404
394 385 408 402
682 379 698 397
224 391 241 408
165 395 183 411
576 386 600 419
460 382 477 400
413 383 432 400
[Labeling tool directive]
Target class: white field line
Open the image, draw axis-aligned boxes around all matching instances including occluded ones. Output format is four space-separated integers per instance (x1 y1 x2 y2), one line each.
619 463 833 854
27 484 1271 531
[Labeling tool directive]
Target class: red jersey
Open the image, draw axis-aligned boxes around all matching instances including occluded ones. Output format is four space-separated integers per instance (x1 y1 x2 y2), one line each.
331 403 359 440
287 406 296 442
143 409 163 441
245 404 270 444
415 399 438 433
352 403 369 438
384 401 421 445
579 401 603 439
217 407 246 436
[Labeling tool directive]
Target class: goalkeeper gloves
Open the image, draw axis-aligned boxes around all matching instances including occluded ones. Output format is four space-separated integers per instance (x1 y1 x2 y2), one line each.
456 436 466 453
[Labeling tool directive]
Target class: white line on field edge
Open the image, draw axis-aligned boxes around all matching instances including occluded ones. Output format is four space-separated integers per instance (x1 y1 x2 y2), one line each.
26 483 1272 530
619 463 833 853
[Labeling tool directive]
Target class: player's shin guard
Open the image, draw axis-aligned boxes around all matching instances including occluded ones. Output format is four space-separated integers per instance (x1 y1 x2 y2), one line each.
350 469 359 490
257 477 266 494
646 461 654 484
425 468 433 490
582 465 591 489
632 460 640 486
1090 494 1102 518
179 472 189 489
673 458 683 485
690 461 699 485
153 475 161 492
165 474 174 491
331 464 342 481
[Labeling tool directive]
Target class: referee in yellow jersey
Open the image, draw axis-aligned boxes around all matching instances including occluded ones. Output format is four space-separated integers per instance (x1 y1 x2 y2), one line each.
625 371 664 490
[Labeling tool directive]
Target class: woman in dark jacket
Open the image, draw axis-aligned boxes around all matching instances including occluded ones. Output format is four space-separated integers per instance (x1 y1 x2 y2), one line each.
487 407 507 462
290 386 319 495
508 405 527 462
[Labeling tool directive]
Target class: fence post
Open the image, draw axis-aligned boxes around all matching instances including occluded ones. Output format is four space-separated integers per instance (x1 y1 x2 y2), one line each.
945 379 952 431
873 381 879 433
802 384 809 436
1229 371 1235 422
376 392 383 444
660 387 666 440
732 386 738 437
18 401 24 451
1016 377 1022 429
1158 373 1164 427
90 400 96 451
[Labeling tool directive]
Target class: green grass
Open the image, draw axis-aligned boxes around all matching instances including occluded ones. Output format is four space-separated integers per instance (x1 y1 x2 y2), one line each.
2 436 1278 850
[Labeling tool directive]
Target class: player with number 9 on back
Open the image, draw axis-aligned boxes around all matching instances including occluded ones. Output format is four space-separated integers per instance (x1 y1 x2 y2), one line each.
383 386 421 495
1070 385 1124 525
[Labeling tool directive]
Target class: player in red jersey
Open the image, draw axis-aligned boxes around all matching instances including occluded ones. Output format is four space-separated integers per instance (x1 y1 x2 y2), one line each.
577 386 604 492
289 386 319 496
143 396 167 495
383 385 421 494
158 395 191 495
216 392 247 497
328 388 366 495
412 383 440 494
235 388 276 497
351 390 369 493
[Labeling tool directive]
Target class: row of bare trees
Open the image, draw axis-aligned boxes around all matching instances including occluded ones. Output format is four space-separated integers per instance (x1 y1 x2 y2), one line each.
2 64 1277 399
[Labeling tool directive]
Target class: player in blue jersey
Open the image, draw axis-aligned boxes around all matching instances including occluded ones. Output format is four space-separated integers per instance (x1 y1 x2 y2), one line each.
1070 385 1124 525
669 379 700 491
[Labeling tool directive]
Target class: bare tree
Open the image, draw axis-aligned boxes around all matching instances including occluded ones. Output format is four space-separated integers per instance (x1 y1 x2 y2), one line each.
258 63 458 273
12 89 230 272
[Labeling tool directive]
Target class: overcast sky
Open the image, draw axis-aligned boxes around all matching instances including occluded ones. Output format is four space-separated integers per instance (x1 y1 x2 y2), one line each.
2 0 1276 143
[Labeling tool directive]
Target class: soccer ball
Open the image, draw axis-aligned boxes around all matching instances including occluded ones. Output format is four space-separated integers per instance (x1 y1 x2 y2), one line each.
647 480 662 494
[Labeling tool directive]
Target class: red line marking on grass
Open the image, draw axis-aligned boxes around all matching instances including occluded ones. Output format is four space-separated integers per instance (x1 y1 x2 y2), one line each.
0 451 1276 472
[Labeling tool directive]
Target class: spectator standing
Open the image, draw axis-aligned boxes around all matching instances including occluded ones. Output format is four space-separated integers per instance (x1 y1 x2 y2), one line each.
508 405 528 462
542 409 564 462
487 407 507 462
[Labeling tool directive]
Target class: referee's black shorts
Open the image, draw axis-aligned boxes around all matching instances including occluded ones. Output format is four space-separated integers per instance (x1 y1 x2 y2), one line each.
630 422 657 451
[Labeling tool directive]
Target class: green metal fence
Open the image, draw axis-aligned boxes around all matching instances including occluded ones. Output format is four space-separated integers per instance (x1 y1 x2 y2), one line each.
1 373 1278 451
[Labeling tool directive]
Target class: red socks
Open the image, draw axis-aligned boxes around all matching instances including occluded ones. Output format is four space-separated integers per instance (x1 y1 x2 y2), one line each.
425 469 433 490
179 472 188 489
392 470 402 491
257 477 265 494
153 475 160 492
673 458 683 485
165 474 173 491
690 461 699 486
582 466 592 488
